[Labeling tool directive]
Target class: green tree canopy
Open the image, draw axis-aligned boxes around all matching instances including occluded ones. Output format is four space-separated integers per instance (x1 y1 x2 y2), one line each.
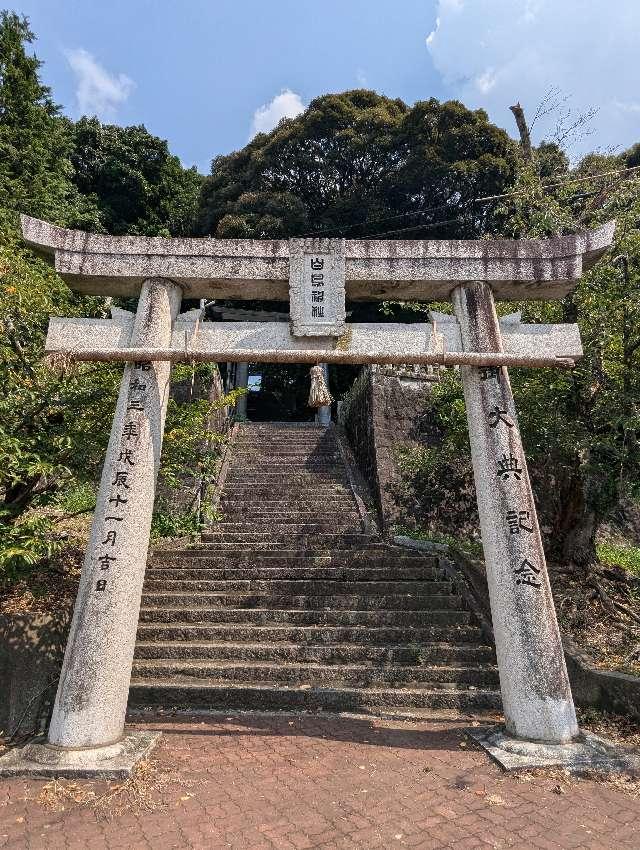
197 90 517 239
0 10 100 228
0 12 207 580
70 117 203 236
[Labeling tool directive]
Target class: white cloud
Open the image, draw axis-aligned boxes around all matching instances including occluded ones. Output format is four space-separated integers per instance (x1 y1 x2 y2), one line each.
615 100 640 114
65 48 134 119
475 69 497 95
250 89 305 137
426 0 640 157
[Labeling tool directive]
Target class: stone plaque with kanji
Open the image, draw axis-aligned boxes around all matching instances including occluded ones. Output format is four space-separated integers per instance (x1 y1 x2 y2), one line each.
289 238 346 337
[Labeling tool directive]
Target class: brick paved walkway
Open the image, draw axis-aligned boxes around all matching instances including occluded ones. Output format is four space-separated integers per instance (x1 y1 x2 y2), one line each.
1 712 638 850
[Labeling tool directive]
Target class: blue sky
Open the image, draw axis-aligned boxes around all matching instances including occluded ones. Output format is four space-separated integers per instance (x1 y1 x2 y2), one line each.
14 0 640 174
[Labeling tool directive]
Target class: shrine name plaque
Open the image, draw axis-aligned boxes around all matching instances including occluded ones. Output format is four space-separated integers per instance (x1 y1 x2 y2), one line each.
289 238 346 337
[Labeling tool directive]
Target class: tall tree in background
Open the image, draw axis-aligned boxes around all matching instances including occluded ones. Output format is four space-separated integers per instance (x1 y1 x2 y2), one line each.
71 118 203 236
197 90 517 239
0 10 99 228
398 102 640 568
0 11 207 580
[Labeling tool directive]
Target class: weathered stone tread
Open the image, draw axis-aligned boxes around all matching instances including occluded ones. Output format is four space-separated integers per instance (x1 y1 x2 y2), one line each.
132 422 497 713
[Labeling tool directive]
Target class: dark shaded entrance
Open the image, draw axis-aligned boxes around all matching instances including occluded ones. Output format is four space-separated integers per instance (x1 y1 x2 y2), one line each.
239 363 360 422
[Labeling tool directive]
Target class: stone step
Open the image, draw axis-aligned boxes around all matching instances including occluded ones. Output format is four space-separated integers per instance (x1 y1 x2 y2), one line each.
217 519 363 527
130 659 500 688
234 431 331 438
220 496 356 504
133 640 495 665
136 622 483 644
222 480 347 486
210 529 364 537
200 533 376 546
218 510 359 520
191 543 378 553
144 579 451 596
192 536 380 560
232 445 338 453
217 520 363 528
226 471 348 480
234 430 332 436
229 460 341 467
144 566 443 582
202 529 372 538
224 484 346 490
138 608 470 626
230 456 340 463
217 510 358 518
218 497 356 506
211 515 362 534
236 428 328 434
223 477 349 485
223 480 350 488
212 518 361 527
224 470 349 476
149 552 436 567
141 593 463 611
152 543 408 555
220 490 355 501
127 681 501 711
234 430 331 436
229 463 343 471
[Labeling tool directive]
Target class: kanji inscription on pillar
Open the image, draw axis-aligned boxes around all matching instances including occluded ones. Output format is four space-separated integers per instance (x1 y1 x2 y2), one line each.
289 237 346 337
452 283 578 744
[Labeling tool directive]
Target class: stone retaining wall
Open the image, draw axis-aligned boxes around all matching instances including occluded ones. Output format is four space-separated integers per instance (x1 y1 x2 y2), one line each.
340 366 436 534
0 609 72 738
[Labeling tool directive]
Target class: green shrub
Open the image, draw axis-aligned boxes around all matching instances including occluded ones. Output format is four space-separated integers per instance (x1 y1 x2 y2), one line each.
394 525 483 558
151 509 202 540
596 542 640 578
0 510 63 581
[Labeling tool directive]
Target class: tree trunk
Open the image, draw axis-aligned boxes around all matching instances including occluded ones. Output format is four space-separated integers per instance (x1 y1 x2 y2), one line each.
509 102 534 162
549 462 598 568
2 475 46 520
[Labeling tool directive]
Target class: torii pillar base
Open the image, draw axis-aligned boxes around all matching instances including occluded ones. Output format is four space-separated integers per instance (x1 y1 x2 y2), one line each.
0 731 161 780
470 726 640 775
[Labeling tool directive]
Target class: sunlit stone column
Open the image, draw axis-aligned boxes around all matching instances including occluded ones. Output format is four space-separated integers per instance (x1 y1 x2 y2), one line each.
235 362 249 420
452 281 578 744
316 363 331 425
48 278 182 749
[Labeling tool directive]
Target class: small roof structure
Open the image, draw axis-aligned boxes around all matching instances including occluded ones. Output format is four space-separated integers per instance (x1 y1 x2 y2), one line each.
21 215 615 302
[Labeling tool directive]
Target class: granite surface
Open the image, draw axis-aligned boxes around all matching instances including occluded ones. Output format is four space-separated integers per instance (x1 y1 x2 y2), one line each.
22 215 615 301
47 279 182 749
453 281 578 745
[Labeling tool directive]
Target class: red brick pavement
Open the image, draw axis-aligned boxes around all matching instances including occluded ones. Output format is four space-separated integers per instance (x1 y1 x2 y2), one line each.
0 712 638 850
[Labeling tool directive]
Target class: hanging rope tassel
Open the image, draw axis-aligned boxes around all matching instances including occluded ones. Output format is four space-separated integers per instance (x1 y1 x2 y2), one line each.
308 364 333 408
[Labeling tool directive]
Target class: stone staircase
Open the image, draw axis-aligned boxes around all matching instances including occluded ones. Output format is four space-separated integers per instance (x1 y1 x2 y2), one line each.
130 422 500 713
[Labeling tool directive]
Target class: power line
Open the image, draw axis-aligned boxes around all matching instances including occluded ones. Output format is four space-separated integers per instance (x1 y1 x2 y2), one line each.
301 164 640 239
361 217 461 239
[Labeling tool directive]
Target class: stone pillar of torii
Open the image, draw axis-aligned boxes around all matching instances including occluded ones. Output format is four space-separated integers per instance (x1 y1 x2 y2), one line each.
3 215 631 778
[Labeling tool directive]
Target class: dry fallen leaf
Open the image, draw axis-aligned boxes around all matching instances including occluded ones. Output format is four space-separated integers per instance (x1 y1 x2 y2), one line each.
485 794 505 806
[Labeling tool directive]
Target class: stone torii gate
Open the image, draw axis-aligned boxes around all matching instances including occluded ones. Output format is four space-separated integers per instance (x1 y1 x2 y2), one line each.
1 215 623 778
